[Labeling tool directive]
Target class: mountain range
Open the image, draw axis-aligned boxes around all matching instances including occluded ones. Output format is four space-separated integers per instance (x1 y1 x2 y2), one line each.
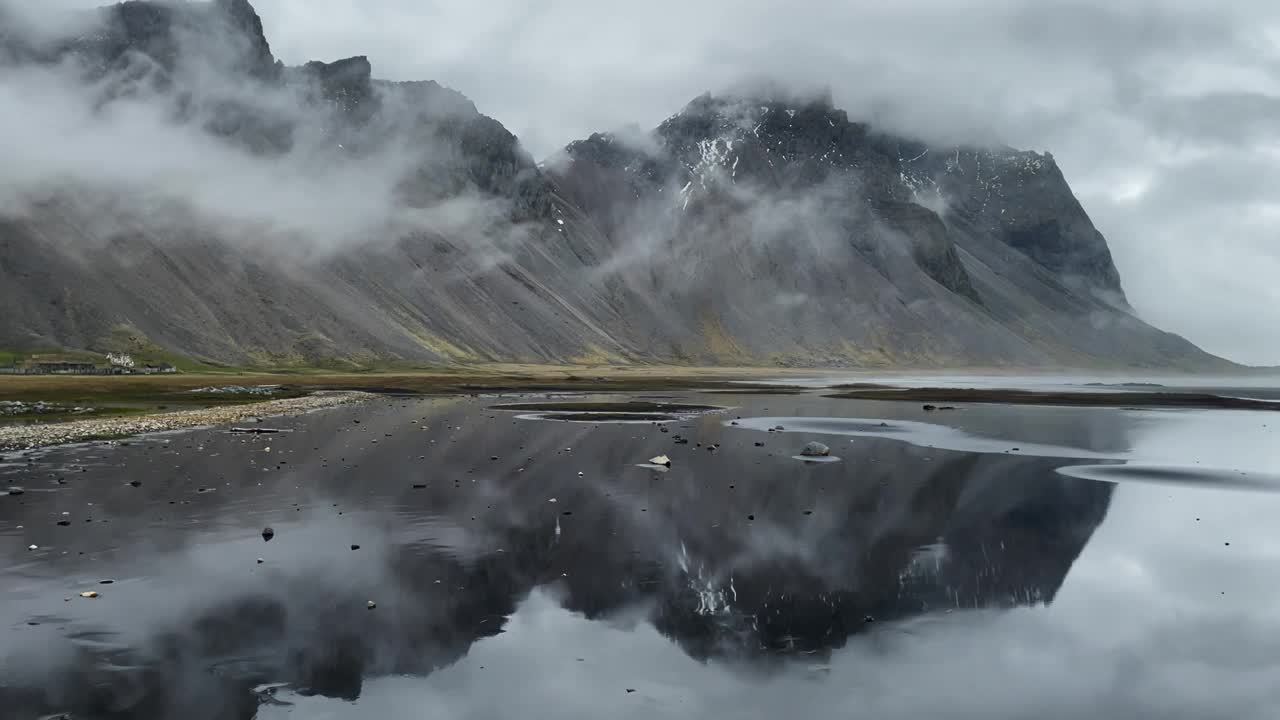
0 0 1230 370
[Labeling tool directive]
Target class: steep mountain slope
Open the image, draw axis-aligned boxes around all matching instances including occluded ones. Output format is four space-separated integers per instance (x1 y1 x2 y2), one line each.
0 0 641 366
550 93 1222 367
0 0 1228 369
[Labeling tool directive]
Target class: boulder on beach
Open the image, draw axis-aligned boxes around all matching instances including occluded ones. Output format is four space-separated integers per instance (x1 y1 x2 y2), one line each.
800 442 830 457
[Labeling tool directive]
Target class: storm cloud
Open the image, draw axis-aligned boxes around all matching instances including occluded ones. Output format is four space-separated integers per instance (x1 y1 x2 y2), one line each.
19 0 1280 364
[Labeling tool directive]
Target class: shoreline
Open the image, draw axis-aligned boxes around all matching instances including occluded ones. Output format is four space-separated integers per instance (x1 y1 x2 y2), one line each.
826 385 1280 410
4 367 1278 453
0 365 811 402
0 391 373 453
0 367 812 453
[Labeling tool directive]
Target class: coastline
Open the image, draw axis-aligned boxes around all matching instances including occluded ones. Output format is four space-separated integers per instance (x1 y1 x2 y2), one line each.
4 364 1278 453
0 391 373 453
0 365 814 453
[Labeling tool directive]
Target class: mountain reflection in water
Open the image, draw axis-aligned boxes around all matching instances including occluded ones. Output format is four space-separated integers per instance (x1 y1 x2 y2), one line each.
2 389 1251 720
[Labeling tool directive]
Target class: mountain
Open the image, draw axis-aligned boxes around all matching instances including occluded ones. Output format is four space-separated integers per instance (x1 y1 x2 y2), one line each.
0 0 1230 369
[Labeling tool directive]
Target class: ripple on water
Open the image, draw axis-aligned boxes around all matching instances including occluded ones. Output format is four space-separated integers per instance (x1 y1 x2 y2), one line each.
790 455 843 464
496 400 727 424
520 412 682 423
491 401 724 413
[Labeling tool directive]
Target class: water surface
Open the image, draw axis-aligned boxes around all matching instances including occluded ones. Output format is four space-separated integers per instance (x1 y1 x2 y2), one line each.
2 384 1278 719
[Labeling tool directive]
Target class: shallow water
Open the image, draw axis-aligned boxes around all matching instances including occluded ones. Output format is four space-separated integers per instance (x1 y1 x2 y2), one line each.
755 371 1280 401
1 384 1279 719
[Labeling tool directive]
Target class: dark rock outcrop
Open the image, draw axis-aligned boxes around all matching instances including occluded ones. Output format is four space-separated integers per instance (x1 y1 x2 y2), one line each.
31 0 282 81
872 200 981 304
299 56 374 116
903 145 1127 305
211 0 277 79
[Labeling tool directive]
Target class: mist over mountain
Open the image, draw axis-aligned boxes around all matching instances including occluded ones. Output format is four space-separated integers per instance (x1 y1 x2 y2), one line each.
0 0 1230 369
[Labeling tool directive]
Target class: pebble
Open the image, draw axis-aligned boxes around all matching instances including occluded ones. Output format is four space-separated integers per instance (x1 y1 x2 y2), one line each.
0 393 373 452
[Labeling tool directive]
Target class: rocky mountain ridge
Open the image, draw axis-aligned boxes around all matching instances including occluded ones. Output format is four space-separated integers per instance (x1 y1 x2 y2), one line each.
0 0 1230 369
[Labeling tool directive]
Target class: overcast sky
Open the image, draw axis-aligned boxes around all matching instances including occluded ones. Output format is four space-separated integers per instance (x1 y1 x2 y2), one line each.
28 0 1280 365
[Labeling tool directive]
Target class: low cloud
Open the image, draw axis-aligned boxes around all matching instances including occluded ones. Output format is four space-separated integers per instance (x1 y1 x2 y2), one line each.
236 0 1280 364
5 0 1279 363
0 63 412 249
0 1 529 263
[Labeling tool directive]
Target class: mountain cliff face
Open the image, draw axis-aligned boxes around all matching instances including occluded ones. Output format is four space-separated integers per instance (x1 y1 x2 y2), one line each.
549 93 1216 367
0 0 1228 369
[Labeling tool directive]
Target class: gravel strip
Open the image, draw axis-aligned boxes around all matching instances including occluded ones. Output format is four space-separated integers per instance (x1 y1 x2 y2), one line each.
0 391 374 452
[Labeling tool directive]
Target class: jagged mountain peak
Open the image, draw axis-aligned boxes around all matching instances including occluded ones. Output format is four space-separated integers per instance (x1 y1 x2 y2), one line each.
639 89 1066 193
547 89 1201 366
43 0 282 81
667 89 847 131
209 0 280 79
568 89 1127 305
